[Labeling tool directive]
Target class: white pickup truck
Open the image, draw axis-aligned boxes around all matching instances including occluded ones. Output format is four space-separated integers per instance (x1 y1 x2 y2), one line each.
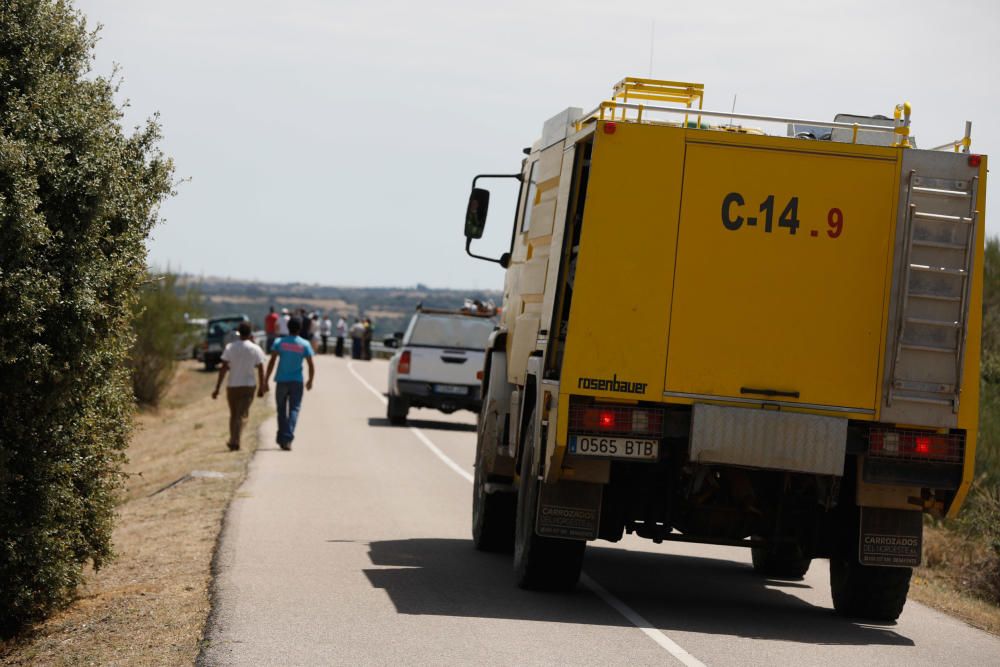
386 306 497 425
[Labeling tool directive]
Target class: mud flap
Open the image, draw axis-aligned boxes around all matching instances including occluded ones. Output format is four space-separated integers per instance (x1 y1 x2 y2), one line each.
536 480 602 540
859 507 922 567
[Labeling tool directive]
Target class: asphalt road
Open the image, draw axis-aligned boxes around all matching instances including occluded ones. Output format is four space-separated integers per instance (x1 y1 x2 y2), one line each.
200 356 1000 666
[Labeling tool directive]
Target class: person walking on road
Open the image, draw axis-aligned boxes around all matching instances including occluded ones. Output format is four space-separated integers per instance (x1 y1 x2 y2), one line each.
299 309 316 352
350 318 364 359
335 315 347 357
264 306 279 353
212 321 267 451
277 308 290 336
264 317 315 450
362 317 373 361
310 312 321 352
320 314 332 354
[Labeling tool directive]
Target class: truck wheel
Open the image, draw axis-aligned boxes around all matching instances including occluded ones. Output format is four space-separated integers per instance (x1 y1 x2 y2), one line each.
829 557 911 621
751 545 811 579
387 395 408 425
204 360 216 371
472 456 515 553
513 419 585 591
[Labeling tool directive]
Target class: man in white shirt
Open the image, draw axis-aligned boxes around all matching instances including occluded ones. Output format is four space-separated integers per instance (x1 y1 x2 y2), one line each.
320 314 333 354
212 321 267 450
277 308 290 336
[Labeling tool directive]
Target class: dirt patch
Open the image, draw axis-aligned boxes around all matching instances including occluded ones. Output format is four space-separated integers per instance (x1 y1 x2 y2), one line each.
0 361 271 666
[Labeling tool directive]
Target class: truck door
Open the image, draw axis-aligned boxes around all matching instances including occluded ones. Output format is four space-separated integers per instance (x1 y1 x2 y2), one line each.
664 138 898 413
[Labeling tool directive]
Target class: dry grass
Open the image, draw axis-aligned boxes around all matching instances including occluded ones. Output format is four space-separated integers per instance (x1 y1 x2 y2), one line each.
913 523 1000 635
0 361 271 666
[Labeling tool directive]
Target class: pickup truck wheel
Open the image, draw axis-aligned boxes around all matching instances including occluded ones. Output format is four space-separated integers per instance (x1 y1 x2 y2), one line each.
830 557 911 621
204 360 216 371
751 544 811 579
513 419 585 591
387 395 408 425
472 455 515 553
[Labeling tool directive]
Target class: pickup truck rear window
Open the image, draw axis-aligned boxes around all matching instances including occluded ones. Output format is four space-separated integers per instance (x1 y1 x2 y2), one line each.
208 319 244 337
406 315 495 350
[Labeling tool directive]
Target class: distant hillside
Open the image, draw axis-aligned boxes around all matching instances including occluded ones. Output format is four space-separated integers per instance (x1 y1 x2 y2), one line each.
179 276 502 336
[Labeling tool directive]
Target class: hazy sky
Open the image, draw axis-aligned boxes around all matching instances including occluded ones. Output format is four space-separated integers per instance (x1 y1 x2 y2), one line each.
75 0 999 289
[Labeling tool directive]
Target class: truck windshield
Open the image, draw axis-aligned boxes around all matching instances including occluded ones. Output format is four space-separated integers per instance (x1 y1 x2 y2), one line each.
406 315 495 350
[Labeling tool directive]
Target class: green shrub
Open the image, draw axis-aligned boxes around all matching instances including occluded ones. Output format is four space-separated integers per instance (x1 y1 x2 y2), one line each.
977 379 1000 486
931 240 1000 605
0 0 172 636
130 273 203 406
979 238 1000 484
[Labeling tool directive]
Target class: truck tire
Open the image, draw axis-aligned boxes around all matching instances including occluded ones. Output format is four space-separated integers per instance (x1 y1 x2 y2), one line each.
472 400 515 552
514 419 585 591
751 545 811 579
829 557 911 621
472 456 515 553
387 395 408 425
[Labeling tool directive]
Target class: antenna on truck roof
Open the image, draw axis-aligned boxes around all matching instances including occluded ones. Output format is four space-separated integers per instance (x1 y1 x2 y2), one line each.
648 20 655 77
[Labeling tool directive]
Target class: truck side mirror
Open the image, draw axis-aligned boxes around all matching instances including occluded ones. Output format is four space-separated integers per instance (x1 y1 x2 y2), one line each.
464 188 490 239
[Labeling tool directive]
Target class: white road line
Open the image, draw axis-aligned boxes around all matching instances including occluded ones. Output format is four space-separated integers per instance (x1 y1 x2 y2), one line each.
347 362 474 483
349 361 392 404
408 427 474 483
580 574 706 667
346 361 705 667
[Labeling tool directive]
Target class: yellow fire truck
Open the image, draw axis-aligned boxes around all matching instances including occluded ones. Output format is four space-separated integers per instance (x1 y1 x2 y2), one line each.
463 78 987 621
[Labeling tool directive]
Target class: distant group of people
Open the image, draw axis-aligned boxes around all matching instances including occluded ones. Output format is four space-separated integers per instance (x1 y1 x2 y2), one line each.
262 307 372 360
211 305 377 453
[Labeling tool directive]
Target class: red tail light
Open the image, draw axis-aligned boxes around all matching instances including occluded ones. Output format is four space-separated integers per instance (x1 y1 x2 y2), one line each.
570 403 664 436
398 351 411 375
868 428 964 463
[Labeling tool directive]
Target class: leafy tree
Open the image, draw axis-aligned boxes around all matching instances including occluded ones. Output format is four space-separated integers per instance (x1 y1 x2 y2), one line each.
0 0 173 635
130 272 203 406
978 237 1000 486
981 238 1000 380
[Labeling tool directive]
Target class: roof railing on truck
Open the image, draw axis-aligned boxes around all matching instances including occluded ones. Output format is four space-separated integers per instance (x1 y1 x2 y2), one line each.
576 77 973 152
928 121 975 153
612 77 705 128
613 77 703 115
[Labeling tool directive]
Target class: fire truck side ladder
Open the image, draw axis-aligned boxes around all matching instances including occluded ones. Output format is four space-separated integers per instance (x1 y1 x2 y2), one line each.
887 169 979 412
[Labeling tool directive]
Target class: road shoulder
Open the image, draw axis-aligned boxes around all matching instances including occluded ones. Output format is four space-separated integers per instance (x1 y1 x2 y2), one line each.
0 362 272 666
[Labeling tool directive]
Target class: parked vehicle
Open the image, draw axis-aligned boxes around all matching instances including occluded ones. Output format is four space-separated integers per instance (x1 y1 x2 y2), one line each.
196 314 249 370
386 305 497 424
464 77 986 621
180 317 207 360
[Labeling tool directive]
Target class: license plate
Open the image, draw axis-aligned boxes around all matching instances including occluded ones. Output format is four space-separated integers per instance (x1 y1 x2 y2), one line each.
208 343 223 352
434 384 468 396
568 435 659 461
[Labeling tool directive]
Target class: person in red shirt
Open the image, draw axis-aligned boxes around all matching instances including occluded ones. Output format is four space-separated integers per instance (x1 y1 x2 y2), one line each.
264 306 279 353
